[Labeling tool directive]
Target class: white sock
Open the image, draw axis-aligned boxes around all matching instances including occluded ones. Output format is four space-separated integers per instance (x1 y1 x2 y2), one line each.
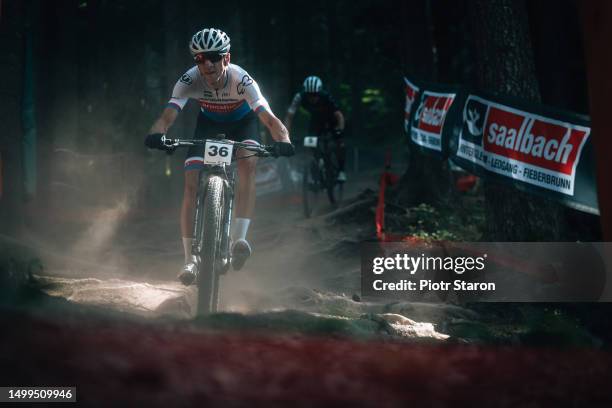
182 237 193 262
231 218 250 243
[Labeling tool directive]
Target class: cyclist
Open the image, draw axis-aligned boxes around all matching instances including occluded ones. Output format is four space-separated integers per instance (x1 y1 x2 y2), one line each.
145 28 294 283
284 76 346 181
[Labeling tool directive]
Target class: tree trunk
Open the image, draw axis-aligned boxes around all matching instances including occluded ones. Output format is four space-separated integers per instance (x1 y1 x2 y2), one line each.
393 0 453 209
349 4 364 150
581 1 612 241
0 0 26 235
469 0 565 241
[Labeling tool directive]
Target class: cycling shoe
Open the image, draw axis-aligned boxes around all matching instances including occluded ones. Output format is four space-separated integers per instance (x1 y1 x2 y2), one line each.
231 239 252 271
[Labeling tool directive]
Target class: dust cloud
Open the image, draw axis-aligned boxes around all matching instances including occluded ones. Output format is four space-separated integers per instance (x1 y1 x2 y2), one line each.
16 140 378 320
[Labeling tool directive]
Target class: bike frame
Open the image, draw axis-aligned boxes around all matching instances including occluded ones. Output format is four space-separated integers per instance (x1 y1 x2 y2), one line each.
309 132 341 181
161 135 273 314
303 131 342 215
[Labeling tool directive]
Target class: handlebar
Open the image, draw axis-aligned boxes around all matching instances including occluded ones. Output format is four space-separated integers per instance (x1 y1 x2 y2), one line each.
161 135 274 157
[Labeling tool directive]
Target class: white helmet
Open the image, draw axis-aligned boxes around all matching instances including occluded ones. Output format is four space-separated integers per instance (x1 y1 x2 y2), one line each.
189 28 231 55
303 76 323 93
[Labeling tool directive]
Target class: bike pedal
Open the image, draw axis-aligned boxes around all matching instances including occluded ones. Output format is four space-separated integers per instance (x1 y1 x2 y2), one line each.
178 262 198 286
217 258 231 275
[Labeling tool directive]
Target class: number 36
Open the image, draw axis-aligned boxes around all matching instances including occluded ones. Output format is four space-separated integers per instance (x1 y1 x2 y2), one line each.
207 145 229 157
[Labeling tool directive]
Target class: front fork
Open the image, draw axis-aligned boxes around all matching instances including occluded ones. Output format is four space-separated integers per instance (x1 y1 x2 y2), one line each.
190 170 208 267
218 173 234 275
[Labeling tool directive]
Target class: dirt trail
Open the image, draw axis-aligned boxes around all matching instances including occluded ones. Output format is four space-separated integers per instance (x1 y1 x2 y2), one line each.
3 168 612 405
19 168 381 320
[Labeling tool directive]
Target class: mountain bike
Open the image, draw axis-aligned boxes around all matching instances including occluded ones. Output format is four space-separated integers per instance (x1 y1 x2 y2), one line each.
302 131 343 217
161 135 275 315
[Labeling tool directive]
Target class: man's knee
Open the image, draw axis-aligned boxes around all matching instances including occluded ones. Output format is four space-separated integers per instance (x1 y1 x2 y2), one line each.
238 156 258 176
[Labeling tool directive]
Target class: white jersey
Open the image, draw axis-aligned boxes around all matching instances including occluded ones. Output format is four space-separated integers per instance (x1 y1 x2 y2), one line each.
167 63 270 122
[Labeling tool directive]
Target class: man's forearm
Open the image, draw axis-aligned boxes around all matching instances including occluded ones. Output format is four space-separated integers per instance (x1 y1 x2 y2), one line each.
270 119 290 142
149 107 179 134
259 110 290 142
283 112 293 134
150 119 169 134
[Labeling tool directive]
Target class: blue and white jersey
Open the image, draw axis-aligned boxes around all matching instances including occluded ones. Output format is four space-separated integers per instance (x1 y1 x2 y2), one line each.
167 63 270 122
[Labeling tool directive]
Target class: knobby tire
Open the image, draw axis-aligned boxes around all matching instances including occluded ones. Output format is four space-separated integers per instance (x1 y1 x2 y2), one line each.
302 158 319 218
197 175 224 315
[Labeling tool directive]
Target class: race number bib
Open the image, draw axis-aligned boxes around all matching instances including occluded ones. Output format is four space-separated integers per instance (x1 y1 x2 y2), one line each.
204 141 233 165
304 136 318 148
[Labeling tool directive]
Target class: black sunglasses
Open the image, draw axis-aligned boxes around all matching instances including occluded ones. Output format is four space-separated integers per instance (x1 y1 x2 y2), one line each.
194 52 225 63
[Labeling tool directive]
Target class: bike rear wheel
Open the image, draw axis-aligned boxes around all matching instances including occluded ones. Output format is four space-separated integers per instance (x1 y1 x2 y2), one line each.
196 175 224 315
302 158 320 218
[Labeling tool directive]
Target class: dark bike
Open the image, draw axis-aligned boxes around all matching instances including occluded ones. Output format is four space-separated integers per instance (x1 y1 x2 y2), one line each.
302 131 343 218
161 135 274 315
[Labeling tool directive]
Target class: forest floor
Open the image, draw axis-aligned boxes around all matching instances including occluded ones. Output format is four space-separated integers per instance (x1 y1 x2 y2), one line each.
2 164 612 406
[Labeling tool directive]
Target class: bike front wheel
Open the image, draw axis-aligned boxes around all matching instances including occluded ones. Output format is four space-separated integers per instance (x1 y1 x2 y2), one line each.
324 158 342 207
196 175 224 315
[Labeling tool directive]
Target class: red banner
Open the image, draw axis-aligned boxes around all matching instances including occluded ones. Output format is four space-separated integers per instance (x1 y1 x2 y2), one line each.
411 91 457 152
